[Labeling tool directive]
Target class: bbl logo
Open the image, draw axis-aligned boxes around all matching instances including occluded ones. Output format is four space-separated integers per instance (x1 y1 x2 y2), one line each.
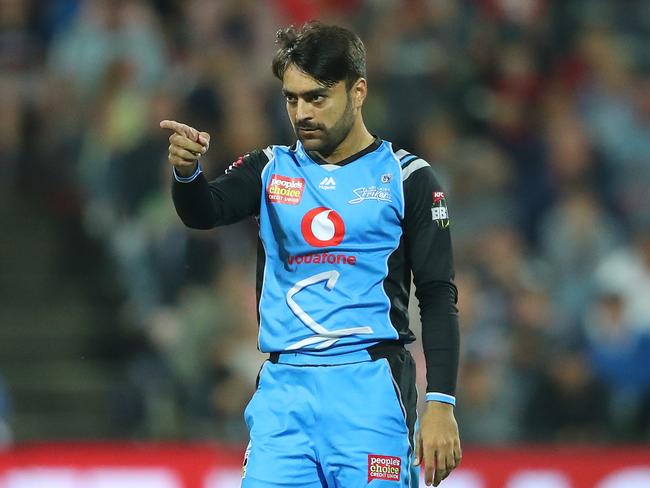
431 191 450 229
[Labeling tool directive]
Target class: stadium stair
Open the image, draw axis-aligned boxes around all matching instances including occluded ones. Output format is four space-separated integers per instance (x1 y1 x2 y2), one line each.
0 190 124 441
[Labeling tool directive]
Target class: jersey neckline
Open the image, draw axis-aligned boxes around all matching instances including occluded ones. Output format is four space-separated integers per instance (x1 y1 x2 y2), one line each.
296 137 383 168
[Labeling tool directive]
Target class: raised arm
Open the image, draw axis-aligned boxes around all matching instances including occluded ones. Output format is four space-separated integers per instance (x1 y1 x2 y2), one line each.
161 120 269 228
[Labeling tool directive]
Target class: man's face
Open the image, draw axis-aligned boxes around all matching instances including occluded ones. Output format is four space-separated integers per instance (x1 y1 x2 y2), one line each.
282 64 356 157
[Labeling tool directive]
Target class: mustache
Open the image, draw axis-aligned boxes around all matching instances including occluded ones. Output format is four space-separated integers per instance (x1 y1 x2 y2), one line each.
296 122 323 130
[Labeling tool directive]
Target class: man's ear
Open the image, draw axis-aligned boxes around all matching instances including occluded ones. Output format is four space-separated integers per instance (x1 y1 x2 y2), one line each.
351 78 367 109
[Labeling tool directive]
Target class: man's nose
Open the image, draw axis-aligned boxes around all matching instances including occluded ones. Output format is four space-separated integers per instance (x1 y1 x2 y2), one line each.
296 99 313 123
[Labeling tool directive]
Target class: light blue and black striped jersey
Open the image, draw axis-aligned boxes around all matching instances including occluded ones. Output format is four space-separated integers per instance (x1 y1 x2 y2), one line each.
172 138 459 403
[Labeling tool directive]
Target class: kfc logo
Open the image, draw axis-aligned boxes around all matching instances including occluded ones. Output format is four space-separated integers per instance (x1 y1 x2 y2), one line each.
431 191 450 228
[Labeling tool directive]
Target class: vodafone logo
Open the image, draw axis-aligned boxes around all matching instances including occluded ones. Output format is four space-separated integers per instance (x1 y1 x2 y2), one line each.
301 207 345 247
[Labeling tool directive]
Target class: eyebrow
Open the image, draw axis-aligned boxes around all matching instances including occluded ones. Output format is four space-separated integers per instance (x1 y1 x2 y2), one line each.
282 88 329 98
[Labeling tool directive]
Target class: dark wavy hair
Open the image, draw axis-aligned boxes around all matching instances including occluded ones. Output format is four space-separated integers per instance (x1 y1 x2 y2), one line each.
272 21 367 89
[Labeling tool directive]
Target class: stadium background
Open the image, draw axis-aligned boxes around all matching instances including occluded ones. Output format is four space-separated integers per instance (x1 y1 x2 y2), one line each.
0 0 649 486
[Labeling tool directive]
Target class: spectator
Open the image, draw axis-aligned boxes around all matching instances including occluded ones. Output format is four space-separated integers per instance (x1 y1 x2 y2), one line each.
583 287 650 439
523 345 609 443
594 226 650 331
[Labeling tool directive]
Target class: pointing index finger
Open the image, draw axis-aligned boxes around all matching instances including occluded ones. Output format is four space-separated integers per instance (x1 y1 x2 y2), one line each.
160 120 199 141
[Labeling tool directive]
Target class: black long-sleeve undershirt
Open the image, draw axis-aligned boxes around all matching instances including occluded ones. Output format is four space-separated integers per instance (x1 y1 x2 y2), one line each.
172 147 459 398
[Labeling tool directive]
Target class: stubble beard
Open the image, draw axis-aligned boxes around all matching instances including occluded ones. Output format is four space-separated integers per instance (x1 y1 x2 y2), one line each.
296 95 355 158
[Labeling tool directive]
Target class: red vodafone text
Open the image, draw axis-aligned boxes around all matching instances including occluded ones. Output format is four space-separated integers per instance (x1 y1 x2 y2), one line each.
287 252 356 266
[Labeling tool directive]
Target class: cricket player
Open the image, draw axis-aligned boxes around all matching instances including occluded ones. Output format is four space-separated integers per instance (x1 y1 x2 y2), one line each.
162 21 461 487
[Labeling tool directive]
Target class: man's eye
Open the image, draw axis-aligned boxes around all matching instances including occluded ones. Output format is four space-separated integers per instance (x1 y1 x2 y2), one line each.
312 95 325 103
286 96 297 104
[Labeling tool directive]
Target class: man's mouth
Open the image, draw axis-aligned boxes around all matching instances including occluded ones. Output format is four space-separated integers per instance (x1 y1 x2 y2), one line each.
298 127 321 137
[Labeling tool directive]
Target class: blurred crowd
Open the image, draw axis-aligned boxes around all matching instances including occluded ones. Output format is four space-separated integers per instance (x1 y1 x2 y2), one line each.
2 0 650 443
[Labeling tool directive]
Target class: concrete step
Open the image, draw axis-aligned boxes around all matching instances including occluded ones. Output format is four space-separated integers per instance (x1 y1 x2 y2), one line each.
3 360 118 389
13 411 117 441
0 329 114 363
5 358 123 441
0 193 128 441
0 302 97 332
11 373 118 411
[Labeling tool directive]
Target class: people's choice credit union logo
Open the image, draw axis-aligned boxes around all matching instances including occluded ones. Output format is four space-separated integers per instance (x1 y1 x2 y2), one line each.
368 455 401 482
267 174 305 205
301 207 345 247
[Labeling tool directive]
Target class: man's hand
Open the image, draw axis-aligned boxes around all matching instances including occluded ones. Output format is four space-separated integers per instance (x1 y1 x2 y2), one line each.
160 120 211 177
414 401 462 486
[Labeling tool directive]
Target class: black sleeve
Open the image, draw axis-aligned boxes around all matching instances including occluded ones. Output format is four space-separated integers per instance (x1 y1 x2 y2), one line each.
171 150 269 229
404 164 459 397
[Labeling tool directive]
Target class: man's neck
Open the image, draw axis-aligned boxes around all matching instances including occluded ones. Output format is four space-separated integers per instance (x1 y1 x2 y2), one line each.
315 119 375 164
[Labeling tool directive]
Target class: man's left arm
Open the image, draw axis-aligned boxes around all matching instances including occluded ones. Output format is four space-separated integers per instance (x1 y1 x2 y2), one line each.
403 162 461 487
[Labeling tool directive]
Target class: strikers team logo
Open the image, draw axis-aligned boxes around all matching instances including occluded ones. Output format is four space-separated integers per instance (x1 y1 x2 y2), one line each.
431 191 450 228
267 174 305 205
348 186 392 204
368 455 401 482
301 207 345 247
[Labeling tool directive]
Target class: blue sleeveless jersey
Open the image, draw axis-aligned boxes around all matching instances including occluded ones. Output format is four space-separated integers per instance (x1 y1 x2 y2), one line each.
257 141 404 355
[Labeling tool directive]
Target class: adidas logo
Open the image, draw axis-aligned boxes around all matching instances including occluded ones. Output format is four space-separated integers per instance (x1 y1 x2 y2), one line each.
318 176 336 190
